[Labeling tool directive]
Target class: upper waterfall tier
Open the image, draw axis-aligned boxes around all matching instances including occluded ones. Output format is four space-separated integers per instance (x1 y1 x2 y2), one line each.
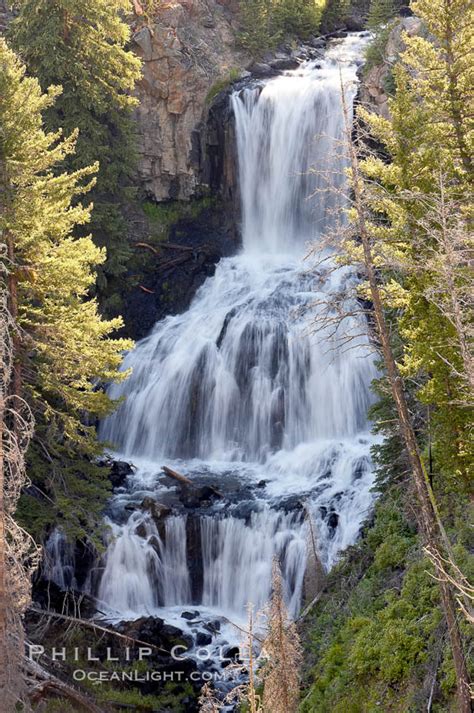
233 32 368 255
100 33 375 465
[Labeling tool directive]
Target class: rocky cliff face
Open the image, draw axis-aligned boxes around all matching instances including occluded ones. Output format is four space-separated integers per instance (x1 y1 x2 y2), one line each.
132 0 248 202
359 16 422 117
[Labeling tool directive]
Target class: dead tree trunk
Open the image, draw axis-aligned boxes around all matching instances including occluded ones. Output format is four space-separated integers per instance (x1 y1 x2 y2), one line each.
0 281 8 711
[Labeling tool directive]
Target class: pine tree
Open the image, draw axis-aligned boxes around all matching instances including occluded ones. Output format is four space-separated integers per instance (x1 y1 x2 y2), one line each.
0 38 132 541
358 0 473 483
239 0 323 55
320 0 352 33
239 0 279 56
10 0 142 313
274 0 323 38
367 0 400 28
336 84 472 711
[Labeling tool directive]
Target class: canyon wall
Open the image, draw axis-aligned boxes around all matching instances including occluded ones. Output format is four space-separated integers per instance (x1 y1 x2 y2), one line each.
132 0 248 202
359 15 422 117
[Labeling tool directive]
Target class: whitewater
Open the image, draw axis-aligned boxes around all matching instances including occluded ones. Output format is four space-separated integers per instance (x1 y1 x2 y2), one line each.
92 32 377 628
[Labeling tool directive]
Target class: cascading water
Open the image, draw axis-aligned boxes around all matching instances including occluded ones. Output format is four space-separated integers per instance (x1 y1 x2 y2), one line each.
93 33 377 638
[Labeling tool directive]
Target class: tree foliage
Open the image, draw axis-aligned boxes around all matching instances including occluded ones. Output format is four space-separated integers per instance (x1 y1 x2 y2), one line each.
10 0 142 311
239 0 324 55
357 0 473 484
0 39 132 540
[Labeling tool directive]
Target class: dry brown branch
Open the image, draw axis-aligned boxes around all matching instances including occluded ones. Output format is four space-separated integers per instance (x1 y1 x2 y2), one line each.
25 657 104 713
424 546 474 626
260 560 302 713
0 244 39 710
27 606 171 654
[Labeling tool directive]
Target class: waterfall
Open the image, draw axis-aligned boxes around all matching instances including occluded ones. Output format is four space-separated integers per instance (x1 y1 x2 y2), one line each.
200 509 306 618
43 528 77 591
98 513 192 614
97 33 376 625
97 509 306 619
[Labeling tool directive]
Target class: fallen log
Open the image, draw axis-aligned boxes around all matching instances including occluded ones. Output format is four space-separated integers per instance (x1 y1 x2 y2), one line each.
162 466 224 501
162 465 193 486
26 658 105 713
135 241 209 254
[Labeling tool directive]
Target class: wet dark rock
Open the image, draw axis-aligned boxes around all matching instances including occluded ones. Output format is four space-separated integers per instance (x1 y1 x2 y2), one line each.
229 500 260 522
204 619 221 634
73 539 97 589
248 62 277 78
327 511 339 531
186 516 204 602
135 522 148 538
270 57 299 71
309 36 326 49
280 495 304 512
141 496 172 522
180 484 223 508
33 580 97 618
109 460 135 488
118 616 165 644
120 200 240 341
222 646 241 666
292 49 309 61
181 610 201 621
257 480 268 488
216 307 238 349
162 623 193 649
118 617 193 651
147 535 162 554
196 631 213 646
353 457 369 481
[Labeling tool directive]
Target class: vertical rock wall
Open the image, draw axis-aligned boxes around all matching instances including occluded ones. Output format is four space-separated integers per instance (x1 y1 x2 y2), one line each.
132 0 248 202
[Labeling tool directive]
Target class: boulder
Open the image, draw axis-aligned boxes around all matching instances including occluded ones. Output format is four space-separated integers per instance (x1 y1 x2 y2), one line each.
248 62 276 78
109 460 135 488
270 57 299 71
327 511 339 533
196 631 213 646
141 496 172 523
181 610 201 621
118 616 193 651
179 483 223 508
309 36 326 49
204 619 221 634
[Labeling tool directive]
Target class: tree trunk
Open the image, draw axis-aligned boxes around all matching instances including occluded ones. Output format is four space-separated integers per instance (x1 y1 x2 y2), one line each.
0 155 9 705
0 339 7 712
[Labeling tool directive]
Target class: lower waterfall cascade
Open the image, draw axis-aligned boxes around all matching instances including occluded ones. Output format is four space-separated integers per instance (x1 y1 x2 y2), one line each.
47 31 378 666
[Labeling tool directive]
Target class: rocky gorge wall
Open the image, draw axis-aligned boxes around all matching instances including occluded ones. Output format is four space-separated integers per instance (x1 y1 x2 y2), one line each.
131 0 248 203
358 15 422 118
